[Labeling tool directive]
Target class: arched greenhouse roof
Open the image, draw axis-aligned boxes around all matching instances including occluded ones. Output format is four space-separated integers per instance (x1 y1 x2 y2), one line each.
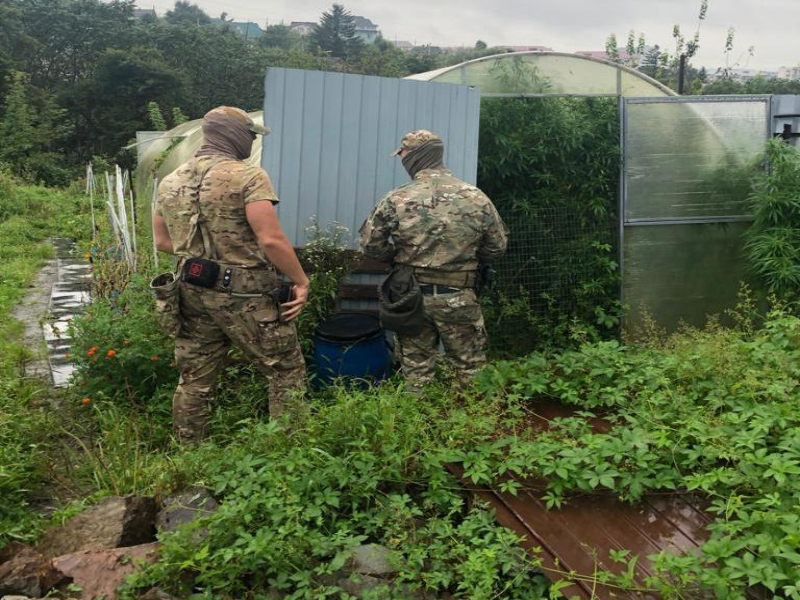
406 51 676 97
134 111 264 200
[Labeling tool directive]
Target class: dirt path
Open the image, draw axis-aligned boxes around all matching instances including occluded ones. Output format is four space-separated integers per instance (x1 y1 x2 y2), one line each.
12 238 91 386
12 243 60 380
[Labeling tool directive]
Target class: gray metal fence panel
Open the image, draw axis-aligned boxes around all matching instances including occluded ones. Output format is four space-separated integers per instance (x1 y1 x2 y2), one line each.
262 68 481 246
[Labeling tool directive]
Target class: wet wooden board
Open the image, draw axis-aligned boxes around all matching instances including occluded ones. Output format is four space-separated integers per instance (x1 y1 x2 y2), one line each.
450 399 717 599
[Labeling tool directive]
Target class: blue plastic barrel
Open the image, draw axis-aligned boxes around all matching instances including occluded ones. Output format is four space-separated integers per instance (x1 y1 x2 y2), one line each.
314 312 393 387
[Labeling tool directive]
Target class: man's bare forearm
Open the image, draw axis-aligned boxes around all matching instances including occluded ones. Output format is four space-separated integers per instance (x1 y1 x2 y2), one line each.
257 235 309 286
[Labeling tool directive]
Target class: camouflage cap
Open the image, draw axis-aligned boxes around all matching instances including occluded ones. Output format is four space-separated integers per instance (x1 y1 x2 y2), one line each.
204 106 271 136
391 130 441 156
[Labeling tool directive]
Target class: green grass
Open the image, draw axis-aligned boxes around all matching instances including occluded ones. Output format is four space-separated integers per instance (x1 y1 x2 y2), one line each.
0 175 92 546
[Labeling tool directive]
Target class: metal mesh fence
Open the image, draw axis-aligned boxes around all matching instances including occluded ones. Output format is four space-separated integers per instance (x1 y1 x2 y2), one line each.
482 206 619 357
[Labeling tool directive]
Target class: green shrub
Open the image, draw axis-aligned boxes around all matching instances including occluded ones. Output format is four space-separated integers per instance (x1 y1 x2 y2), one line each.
69 277 177 405
295 220 352 357
745 139 800 299
0 378 56 547
465 308 800 597
123 384 549 599
477 97 622 354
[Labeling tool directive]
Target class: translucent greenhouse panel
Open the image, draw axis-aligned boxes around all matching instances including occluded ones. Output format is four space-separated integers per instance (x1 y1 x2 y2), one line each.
624 98 770 221
622 222 752 333
621 71 671 97
430 54 620 95
409 52 674 97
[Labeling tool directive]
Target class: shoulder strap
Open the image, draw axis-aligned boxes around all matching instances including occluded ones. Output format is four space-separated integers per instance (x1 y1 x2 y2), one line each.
186 157 231 260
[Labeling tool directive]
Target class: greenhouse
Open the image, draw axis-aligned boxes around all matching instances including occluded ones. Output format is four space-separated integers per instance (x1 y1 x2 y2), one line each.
136 52 778 347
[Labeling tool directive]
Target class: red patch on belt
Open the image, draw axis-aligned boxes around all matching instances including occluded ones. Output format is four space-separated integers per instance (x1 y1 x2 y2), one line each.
188 263 203 277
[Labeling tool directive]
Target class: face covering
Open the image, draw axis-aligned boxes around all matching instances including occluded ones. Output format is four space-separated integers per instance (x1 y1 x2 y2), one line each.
401 139 445 179
196 109 255 160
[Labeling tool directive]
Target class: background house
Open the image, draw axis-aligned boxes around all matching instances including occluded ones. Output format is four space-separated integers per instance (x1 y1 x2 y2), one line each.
290 21 316 36
352 16 380 43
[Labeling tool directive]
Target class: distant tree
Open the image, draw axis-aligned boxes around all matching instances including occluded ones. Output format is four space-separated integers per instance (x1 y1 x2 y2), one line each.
356 38 409 77
605 34 620 62
171 106 188 126
261 24 302 51
607 0 713 92
147 101 168 129
640 45 661 77
703 76 800 96
404 45 440 74
0 71 71 184
626 30 636 56
165 1 211 25
61 49 185 157
475 40 487 50
13 0 134 88
311 4 364 60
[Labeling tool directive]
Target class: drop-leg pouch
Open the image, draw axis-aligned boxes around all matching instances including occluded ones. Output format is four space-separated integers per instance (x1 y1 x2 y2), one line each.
150 272 181 337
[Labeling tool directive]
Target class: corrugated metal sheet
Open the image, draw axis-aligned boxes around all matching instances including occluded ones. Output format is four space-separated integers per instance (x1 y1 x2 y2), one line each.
262 68 481 247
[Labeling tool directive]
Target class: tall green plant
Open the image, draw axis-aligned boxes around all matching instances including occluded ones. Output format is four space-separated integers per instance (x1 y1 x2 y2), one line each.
744 139 800 299
0 71 71 185
478 97 622 354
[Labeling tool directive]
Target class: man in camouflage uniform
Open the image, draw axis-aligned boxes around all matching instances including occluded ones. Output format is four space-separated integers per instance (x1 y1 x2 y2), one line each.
153 106 310 441
359 130 508 391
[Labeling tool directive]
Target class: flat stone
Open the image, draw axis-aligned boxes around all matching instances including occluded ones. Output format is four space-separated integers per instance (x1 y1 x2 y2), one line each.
349 544 396 576
37 496 157 558
52 543 159 600
0 544 70 597
156 487 218 534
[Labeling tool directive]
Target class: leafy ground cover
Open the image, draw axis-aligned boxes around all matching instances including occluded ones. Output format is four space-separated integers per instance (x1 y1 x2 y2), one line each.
65 257 800 598
6 151 800 598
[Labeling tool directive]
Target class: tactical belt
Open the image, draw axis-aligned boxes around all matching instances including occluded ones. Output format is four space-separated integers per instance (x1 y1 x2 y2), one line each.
406 265 477 289
178 257 278 297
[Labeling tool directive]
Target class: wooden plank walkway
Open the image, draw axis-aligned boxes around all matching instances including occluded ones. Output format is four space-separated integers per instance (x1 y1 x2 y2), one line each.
450 399 715 599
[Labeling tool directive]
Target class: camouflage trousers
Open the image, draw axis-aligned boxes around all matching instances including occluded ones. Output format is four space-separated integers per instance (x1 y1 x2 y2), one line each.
396 288 488 392
172 282 306 442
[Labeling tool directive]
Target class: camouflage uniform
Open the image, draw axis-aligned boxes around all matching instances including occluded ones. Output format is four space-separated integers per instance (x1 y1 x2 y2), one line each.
359 130 508 390
156 146 305 441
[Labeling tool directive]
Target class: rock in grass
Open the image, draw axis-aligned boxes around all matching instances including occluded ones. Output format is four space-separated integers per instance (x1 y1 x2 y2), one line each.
349 544 396 575
51 542 159 600
337 573 388 597
139 587 181 600
36 496 157 558
156 487 218 534
0 543 70 598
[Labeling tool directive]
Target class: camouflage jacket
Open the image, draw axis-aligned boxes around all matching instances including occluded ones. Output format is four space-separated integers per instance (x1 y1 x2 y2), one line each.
156 155 279 267
359 168 508 272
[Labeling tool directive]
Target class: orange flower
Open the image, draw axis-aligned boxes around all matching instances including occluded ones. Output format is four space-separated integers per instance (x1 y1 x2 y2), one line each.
81 397 91 405
150 355 159 362
106 349 117 358
87 348 96 357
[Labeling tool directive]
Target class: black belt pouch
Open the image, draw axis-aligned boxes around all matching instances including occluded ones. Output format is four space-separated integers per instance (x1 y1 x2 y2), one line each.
182 257 220 288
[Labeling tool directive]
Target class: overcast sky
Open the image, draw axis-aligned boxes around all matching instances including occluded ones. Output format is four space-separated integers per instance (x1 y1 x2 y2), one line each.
143 0 798 71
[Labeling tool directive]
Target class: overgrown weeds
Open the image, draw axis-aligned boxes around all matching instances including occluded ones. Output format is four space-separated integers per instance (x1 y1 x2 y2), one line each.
0 177 91 547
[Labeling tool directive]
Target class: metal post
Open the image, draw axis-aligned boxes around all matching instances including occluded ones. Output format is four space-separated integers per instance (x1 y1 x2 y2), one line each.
678 54 687 95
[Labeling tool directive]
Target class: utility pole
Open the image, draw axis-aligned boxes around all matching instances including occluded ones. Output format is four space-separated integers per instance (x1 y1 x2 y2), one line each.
678 53 687 94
